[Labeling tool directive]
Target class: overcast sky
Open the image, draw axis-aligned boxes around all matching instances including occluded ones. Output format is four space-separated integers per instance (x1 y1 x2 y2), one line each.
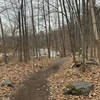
0 0 100 36
96 0 100 7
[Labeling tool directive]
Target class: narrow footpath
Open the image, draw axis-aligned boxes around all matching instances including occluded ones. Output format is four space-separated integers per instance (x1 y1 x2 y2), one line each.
10 58 69 100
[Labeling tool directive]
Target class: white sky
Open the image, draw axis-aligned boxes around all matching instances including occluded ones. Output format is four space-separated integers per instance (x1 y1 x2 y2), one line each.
0 0 100 35
96 0 100 7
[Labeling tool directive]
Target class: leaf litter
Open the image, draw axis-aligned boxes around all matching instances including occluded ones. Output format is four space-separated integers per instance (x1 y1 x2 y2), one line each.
48 59 100 100
0 58 56 98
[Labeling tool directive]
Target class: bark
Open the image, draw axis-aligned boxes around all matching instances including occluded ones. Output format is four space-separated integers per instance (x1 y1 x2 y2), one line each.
90 0 100 63
0 17 7 63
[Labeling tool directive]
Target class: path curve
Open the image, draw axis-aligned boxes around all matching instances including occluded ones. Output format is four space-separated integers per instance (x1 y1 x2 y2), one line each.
10 57 70 100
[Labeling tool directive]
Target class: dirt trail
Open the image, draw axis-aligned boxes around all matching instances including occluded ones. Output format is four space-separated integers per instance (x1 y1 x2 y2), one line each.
10 57 69 100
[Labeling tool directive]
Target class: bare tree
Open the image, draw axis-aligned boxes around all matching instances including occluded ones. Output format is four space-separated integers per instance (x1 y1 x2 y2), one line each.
0 17 7 63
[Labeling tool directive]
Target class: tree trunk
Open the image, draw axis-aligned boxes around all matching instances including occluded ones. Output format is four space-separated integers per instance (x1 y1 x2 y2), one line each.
0 17 7 64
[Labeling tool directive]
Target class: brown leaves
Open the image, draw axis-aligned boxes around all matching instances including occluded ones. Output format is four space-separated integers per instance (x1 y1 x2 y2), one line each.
48 61 100 100
0 58 56 98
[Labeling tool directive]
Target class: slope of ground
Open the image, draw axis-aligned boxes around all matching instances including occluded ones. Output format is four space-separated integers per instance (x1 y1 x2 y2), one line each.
48 60 100 100
10 57 68 100
1 57 99 100
0 58 56 99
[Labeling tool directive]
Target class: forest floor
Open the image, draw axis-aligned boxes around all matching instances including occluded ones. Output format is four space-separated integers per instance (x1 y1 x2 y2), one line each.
0 57 100 100
48 59 100 100
0 58 57 100
10 57 68 100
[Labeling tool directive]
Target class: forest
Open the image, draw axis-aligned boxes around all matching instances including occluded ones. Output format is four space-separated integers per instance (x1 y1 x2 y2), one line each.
0 0 100 100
